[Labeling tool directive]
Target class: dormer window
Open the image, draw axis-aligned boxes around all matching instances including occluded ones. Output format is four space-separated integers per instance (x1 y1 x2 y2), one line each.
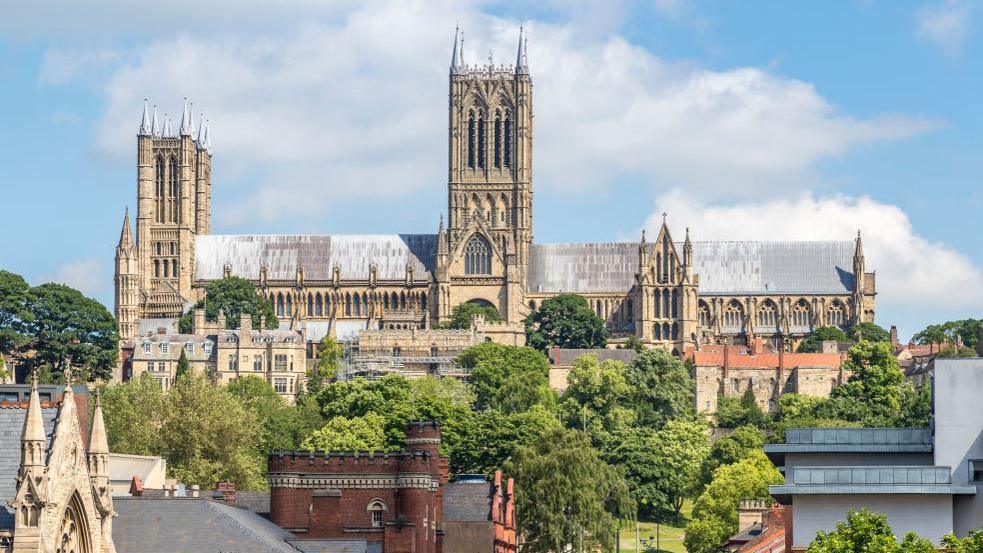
185 342 194 354
160 342 170 354
143 342 151 354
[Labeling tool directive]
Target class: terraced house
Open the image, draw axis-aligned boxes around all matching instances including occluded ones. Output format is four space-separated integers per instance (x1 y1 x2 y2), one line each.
113 27 876 355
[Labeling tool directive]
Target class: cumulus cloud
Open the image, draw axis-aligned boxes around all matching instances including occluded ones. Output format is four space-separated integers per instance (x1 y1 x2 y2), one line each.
916 0 976 55
644 190 983 338
41 0 939 227
46 259 106 298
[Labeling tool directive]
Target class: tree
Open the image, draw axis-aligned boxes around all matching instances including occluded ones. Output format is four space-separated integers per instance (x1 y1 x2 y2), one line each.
505 428 633 553
847 322 891 344
698 425 765 488
178 276 277 333
459 343 555 413
684 451 783 553
302 413 389 452
525 294 608 352
443 301 502 329
808 509 935 553
175 349 191 379
715 389 767 429
625 348 695 429
797 326 848 353
943 531 983 553
622 334 644 353
456 405 562 475
913 318 981 350
100 374 167 456
18 283 119 381
308 336 342 393
0 270 32 358
830 341 908 425
228 375 311 452
559 355 635 441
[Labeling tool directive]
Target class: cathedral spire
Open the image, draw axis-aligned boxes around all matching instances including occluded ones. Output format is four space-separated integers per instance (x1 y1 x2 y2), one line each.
151 105 160 136
515 26 528 75
180 98 193 136
88 391 109 456
162 114 172 137
638 229 648 269
19 372 46 477
197 113 206 143
451 25 464 74
203 118 212 152
683 226 693 266
139 99 151 135
118 207 134 250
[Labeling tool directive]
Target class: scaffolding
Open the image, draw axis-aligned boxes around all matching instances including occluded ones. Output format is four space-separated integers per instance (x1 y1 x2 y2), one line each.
338 338 470 381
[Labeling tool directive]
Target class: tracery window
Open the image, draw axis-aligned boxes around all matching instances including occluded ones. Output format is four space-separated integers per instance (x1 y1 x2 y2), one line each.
353 293 361 317
467 112 476 169
756 300 778 328
698 301 711 327
307 294 313 316
167 157 178 223
477 115 486 169
494 113 502 168
316 293 323 316
825 301 846 327
662 289 670 318
464 235 492 275
155 156 165 223
368 499 387 527
56 494 90 553
671 289 679 318
504 113 512 168
723 300 744 328
276 293 284 317
285 294 292 317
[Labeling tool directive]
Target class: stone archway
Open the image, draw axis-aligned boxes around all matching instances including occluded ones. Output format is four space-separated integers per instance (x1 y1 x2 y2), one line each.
56 492 92 553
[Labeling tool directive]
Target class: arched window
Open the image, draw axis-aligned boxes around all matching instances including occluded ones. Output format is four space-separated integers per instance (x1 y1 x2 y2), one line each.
504 113 512 168
391 292 399 311
464 235 492 274
155 156 165 223
627 299 633 319
662 289 670 318
494 113 502 168
757 300 778 329
367 499 387 527
653 289 661 318
663 322 671 340
467 112 476 169
671 289 679 318
316 293 323 316
325 293 331 316
163 260 170 278
792 299 810 328
353 293 361 317
662 236 670 282
56 492 91 553
400 292 406 310
276 293 284 317
500 194 510 226
477 114 486 168
167 157 178 223
345 293 352 317
154 260 160 278
383 293 390 310
654 323 662 340
724 300 744 328
307 294 313 316
362 293 368 314
285 294 293 317
698 301 711 327
672 322 679 340
421 292 427 310
826 301 846 327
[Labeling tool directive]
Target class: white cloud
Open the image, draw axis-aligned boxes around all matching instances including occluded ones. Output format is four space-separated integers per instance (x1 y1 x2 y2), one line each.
47 260 106 298
41 0 939 227
916 0 975 55
644 190 983 338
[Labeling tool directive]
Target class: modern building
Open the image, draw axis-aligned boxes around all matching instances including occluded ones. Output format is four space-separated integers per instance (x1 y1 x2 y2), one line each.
766 357 983 550
112 27 875 355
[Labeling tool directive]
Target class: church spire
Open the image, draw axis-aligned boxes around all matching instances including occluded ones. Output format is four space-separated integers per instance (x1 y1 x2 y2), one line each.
88 391 109 456
162 114 172 137
203 118 212 152
180 98 193 136
638 229 648 269
451 26 464 74
683 226 693 266
139 99 151 135
151 105 160 136
197 113 206 143
515 26 528 75
118 207 134 251
19 373 46 477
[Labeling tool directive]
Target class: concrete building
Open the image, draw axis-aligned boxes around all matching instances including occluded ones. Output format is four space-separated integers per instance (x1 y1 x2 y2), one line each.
113 27 875 355
766 357 983 550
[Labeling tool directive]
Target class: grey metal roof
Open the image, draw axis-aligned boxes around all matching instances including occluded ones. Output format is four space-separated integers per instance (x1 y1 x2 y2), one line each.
770 466 977 496
0 407 58 530
550 349 638 367
113 498 300 552
527 243 638 293
764 428 933 456
195 234 437 281
527 240 855 294
443 478 492 522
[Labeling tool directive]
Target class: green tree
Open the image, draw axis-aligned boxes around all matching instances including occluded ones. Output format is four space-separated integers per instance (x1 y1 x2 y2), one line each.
715 389 767 429
913 318 981 350
939 345 978 358
525 294 608 352
808 509 936 553
0 270 32 358
100 374 167 455
301 413 389 452
943 531 983 553
684 451 783 553
847 322 892 344
459 343 555 413
443 301 502 329
308 336 342 393
559 355 635 441
622 334 644 353
178 276 277 333
625 348 695 429
161 374 266 490
175 349 191 379
458 405 562 475
228 375 309 452
830 341 908 425
698 425 765 488
505 427 633 553
797 326 848 353
18 283 119 381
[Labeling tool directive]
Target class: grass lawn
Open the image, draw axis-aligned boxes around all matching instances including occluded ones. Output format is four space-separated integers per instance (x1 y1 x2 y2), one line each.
618 501 692 553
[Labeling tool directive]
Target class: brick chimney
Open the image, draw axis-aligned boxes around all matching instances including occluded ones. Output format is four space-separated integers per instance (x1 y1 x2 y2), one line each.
240 313 252 334
194 308 206 334
737 499 770 532
890 325 898 350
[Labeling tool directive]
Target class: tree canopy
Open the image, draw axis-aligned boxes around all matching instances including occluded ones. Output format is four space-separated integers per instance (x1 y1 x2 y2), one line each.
807 509 935 553
458 343 555 413
797 326 848 353
443 301 502 329
624 348 695 428
525 294 608 351
302 413 389 453
178 276 277 333
847 322 891 343
698 425 766 488
308 336 342 393
913 318 981 349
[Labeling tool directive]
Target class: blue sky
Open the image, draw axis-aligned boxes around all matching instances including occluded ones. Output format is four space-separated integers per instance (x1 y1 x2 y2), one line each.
0 0 980 340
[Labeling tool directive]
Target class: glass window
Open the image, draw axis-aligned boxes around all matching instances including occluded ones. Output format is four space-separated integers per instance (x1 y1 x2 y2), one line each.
185 342 194 354
464 235 492 275
157 361 166 373
160 342 170 354
274 378 288 394
229 354 238 371
274 354 288 371
971 460 983 484
203 342 212 356
253 354 264 371
143 342 151 354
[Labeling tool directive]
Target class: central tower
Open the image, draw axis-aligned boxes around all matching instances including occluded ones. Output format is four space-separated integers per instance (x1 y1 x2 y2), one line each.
436 27 533 324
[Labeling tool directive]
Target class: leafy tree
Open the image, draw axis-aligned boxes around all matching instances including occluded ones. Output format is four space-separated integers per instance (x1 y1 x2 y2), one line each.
830 341 908 425
625 348 695 428
505 427 633 553
160 374 266 490
943 530 983 553
684 451 783 553
443 301 502 329
770 394 859 442
715 389 767 429
559 355 635 441
699 425 765 488
175 349 191 379
178 276 277 333
302 413 389 452
913 318 981 349
451 405 561 475
939 345 978 358
0 270 32 358
847 322 891 344
308 336 342 393
100 374 167 455
808 509 935 553
0 358 8 382
228 375 311 452
18 283 119 381
622 334 644 353
459 343 555 413
525 294 608 352
797 326 848 353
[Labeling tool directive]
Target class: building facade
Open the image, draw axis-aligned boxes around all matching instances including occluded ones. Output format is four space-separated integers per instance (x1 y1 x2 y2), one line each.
114 27 876 354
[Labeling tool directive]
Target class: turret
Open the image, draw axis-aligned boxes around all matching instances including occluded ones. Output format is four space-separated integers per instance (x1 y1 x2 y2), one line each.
88 390 110 488
853 230 866 323
19 374 46 479
115 208 139 339
450 26 464 74
138 99 151 136
638 229 647 271
515 26 528 75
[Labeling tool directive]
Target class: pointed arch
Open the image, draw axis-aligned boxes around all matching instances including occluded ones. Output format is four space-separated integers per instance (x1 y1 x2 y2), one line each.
56 491 92 553
464 234 492 275
167 156 178 223
345 292 352 317
477 113 486 169
316 293 323 316
307 293 313 316
698 300 711 327
504 111 512 168
792 298 811 329
285 293 293 316
383 293 390 311
757 299 778 329
723 300 744 329
494 111 502 168
654 323 662 341
467 111 476 169
155 155 166 223
825 299 846 327
671 289 679 318
662 289 670 318
500 193 510 226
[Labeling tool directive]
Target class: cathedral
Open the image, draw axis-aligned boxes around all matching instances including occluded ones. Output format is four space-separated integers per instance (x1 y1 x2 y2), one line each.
114 27 875 354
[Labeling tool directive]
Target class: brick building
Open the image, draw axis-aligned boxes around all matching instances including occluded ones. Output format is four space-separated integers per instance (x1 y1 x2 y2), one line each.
442 472 517 553
268 421 448 553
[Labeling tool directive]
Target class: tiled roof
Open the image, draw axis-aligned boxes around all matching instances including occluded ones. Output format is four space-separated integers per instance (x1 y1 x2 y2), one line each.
443 477 492 522
195 234 437 281
113 498 299 553
0 407 58 531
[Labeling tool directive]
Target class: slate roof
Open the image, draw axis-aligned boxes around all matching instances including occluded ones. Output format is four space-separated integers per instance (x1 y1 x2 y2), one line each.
527 241 856 294
549 348 638 368
113 498 300 553
443 476 492 522
0 407 58 531
195 234 437 281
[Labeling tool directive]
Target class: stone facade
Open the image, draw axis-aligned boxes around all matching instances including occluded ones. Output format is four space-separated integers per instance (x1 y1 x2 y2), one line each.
114 28 876 356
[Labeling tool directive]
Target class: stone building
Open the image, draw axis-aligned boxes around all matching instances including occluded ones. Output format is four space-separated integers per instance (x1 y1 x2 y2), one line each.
442 472 517 553
267 420 448 553
113 27 876 355
688 340 845 417
127 311 307 400
0 376 115 553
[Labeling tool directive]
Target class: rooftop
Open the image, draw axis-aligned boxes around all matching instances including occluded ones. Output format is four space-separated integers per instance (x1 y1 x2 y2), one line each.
770 465 977 498
0 406 58 531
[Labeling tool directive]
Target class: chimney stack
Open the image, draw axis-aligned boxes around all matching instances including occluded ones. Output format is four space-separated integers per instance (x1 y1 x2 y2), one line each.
890 325 899 350
240 313 252 333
